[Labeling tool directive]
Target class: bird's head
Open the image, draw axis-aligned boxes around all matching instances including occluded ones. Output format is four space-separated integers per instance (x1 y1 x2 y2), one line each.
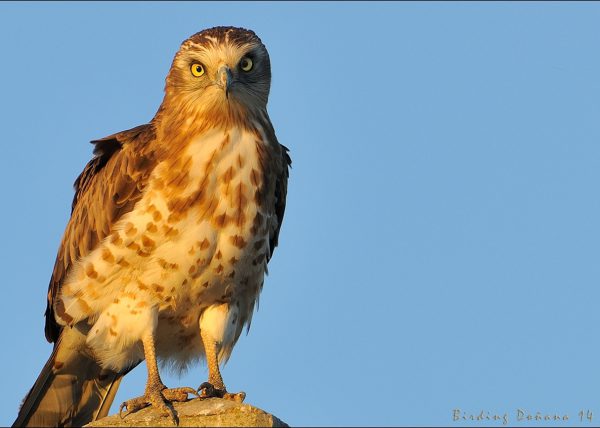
158 26 272 130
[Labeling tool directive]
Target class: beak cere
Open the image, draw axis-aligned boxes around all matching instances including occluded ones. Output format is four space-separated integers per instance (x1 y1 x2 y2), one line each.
216 65 233 98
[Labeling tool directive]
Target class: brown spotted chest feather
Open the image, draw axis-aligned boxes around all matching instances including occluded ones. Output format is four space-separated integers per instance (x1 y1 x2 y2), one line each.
54 124 281 371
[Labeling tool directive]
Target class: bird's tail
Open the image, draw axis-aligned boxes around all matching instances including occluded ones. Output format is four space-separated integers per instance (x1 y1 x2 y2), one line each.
13 326 124 427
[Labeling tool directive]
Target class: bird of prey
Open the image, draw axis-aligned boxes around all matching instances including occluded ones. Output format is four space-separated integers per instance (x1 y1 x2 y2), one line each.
13 26 290 427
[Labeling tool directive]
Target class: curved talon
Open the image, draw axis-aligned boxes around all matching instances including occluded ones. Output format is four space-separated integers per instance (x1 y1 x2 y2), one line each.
197 382 245 402
162 404 177 426
187 387 201 397
167 386 199 400
119 402 128 419
198 381 216 398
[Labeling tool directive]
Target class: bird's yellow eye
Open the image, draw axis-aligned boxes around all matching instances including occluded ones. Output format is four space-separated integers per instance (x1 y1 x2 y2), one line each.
191 63 205 77
240 57 253 72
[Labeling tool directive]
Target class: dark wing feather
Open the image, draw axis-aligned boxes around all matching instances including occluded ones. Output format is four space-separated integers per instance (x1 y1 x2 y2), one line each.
269 143 291 259
44 124 157 343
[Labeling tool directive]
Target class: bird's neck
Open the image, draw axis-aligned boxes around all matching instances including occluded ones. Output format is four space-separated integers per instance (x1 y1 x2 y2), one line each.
153 93 265 142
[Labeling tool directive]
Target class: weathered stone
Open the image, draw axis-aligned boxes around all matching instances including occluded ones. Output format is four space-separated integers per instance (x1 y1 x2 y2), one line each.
85 398 288 427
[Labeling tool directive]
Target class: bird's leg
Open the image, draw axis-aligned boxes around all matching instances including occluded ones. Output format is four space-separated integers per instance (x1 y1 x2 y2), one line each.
119 332 198 424
197 328 246 402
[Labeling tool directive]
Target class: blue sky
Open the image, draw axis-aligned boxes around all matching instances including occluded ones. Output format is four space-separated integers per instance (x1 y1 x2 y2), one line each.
1 2 600 427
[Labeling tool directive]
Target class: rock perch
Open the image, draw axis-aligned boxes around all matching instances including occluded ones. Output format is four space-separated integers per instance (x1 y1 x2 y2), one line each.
84 398 288 427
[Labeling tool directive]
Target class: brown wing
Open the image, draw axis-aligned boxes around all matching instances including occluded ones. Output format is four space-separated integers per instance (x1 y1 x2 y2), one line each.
269 143 291 260
44 124 158 343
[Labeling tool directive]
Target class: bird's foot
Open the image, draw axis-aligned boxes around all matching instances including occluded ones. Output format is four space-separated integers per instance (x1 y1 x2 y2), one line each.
119 385 198 425
197 381 246 402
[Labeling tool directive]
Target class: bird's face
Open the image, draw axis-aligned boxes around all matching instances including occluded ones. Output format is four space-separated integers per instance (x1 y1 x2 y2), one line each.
162 27 271 124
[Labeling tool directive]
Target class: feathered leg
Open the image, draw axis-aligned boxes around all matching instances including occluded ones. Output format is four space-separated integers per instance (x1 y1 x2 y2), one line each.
197 328 245 402
119 332 197 424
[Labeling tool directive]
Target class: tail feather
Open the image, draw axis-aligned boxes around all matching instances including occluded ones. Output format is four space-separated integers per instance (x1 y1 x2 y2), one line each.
13 327 125 427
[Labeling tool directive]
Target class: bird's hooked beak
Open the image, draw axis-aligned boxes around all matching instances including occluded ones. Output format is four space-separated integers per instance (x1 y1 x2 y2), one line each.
216 65 233 98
